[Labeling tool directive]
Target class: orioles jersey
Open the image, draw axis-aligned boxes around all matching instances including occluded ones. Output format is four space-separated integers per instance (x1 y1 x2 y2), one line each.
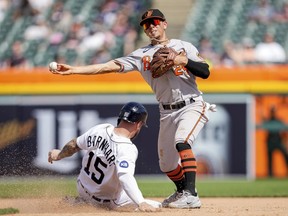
114 39 205 104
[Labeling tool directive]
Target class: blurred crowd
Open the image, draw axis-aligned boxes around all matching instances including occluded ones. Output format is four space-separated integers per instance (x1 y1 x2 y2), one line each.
0 0 287 69
199 0 288 67
0 0 151 69
202 32 287 67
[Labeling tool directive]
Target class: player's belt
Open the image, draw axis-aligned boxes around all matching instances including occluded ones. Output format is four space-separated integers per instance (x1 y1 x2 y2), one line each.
92 195 111 203
78 179 111 203
162 97 195 110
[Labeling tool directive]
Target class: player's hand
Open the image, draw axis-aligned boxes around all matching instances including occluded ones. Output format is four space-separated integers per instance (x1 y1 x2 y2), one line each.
48 149 61 164
49 63 74 75
174 50 188 66
137 202 158 212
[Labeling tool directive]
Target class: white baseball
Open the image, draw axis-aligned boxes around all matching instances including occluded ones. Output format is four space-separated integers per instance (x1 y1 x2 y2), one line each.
49 62 58 71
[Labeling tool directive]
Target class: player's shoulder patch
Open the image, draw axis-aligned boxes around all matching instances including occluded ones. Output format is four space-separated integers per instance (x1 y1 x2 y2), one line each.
119 160 129 168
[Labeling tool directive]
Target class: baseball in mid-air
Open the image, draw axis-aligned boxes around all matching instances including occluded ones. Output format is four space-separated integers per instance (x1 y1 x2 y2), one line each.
49 62 58 71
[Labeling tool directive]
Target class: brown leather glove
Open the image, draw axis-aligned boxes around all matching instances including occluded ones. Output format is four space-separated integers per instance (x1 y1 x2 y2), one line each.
150 46 178 78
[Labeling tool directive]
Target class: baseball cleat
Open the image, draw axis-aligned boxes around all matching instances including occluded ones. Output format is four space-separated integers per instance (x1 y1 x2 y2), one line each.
168 190 201 209
162 190 183 207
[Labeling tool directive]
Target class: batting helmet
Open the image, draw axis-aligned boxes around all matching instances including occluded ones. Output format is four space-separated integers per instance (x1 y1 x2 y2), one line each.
117 102 148 127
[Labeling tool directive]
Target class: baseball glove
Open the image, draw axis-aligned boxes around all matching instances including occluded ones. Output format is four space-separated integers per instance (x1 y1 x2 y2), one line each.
150 46 178 78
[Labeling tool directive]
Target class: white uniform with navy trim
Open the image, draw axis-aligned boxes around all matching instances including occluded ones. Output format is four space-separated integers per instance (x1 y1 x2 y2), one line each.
76 123 160 209
115 39 215 173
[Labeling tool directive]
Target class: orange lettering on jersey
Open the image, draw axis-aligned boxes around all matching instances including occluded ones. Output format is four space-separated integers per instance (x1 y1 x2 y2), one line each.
142 55 151 71
173 65 188 76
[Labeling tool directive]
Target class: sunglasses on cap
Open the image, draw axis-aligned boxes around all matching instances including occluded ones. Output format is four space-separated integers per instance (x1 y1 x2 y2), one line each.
142 19 162 30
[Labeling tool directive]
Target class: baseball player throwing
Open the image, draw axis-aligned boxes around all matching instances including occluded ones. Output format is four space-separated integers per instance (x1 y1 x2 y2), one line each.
48 102 161 212
49 9 216 209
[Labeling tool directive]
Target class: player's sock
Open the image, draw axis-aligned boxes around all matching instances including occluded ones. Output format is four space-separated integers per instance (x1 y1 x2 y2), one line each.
176 143 197 196
165 164 186 192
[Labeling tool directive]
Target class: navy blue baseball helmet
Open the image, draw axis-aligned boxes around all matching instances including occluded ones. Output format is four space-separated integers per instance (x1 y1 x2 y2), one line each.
117 102 148 127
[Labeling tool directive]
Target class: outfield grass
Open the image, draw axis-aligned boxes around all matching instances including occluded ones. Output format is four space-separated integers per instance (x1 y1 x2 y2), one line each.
0 208 19 215
0 176 287 198
138 178 288 197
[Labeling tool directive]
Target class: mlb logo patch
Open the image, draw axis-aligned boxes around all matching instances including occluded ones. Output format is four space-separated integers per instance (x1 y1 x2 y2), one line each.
119 160 129 168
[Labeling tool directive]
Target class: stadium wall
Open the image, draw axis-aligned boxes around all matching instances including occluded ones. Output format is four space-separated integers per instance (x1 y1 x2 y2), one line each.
0 65 287 178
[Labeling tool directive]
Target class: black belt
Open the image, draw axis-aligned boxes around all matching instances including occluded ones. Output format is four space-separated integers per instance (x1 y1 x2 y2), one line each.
92 196 111 203
78 180 111 203
162 98 195 110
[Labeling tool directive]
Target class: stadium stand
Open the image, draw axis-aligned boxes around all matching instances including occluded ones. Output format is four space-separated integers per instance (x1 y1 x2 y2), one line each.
0 0 152 68
181 0 288 65
0 0 287 68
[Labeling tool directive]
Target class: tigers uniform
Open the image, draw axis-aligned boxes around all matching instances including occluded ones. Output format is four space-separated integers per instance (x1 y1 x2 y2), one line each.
76 123 161 209
114 39 214 174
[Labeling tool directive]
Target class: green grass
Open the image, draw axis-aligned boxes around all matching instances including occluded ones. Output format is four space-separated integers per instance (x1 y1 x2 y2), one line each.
0 208 19 215
138 178 288 197
196 178 288 197
0 176 287 198
0 177 76 198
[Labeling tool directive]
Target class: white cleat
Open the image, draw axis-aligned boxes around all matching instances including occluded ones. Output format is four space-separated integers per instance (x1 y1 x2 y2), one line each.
162 191 183 208
168 190 201 209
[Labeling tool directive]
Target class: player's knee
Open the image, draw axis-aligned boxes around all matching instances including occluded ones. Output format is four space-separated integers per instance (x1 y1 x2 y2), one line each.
159 161 168 172
159 160 178 173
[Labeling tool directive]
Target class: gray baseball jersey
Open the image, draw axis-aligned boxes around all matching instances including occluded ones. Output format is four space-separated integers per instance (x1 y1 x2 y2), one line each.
115 39 204 104
115 39 213 173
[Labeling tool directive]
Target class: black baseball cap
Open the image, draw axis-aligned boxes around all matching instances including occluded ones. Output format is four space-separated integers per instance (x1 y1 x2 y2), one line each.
140 9 166 26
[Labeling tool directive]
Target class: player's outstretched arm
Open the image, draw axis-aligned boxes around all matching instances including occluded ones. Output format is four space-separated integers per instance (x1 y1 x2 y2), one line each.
118 172 158 212
48 138 80 163
49 60 121 75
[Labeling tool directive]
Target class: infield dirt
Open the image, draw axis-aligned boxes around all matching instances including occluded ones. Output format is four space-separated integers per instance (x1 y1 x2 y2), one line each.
1 197 287 216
